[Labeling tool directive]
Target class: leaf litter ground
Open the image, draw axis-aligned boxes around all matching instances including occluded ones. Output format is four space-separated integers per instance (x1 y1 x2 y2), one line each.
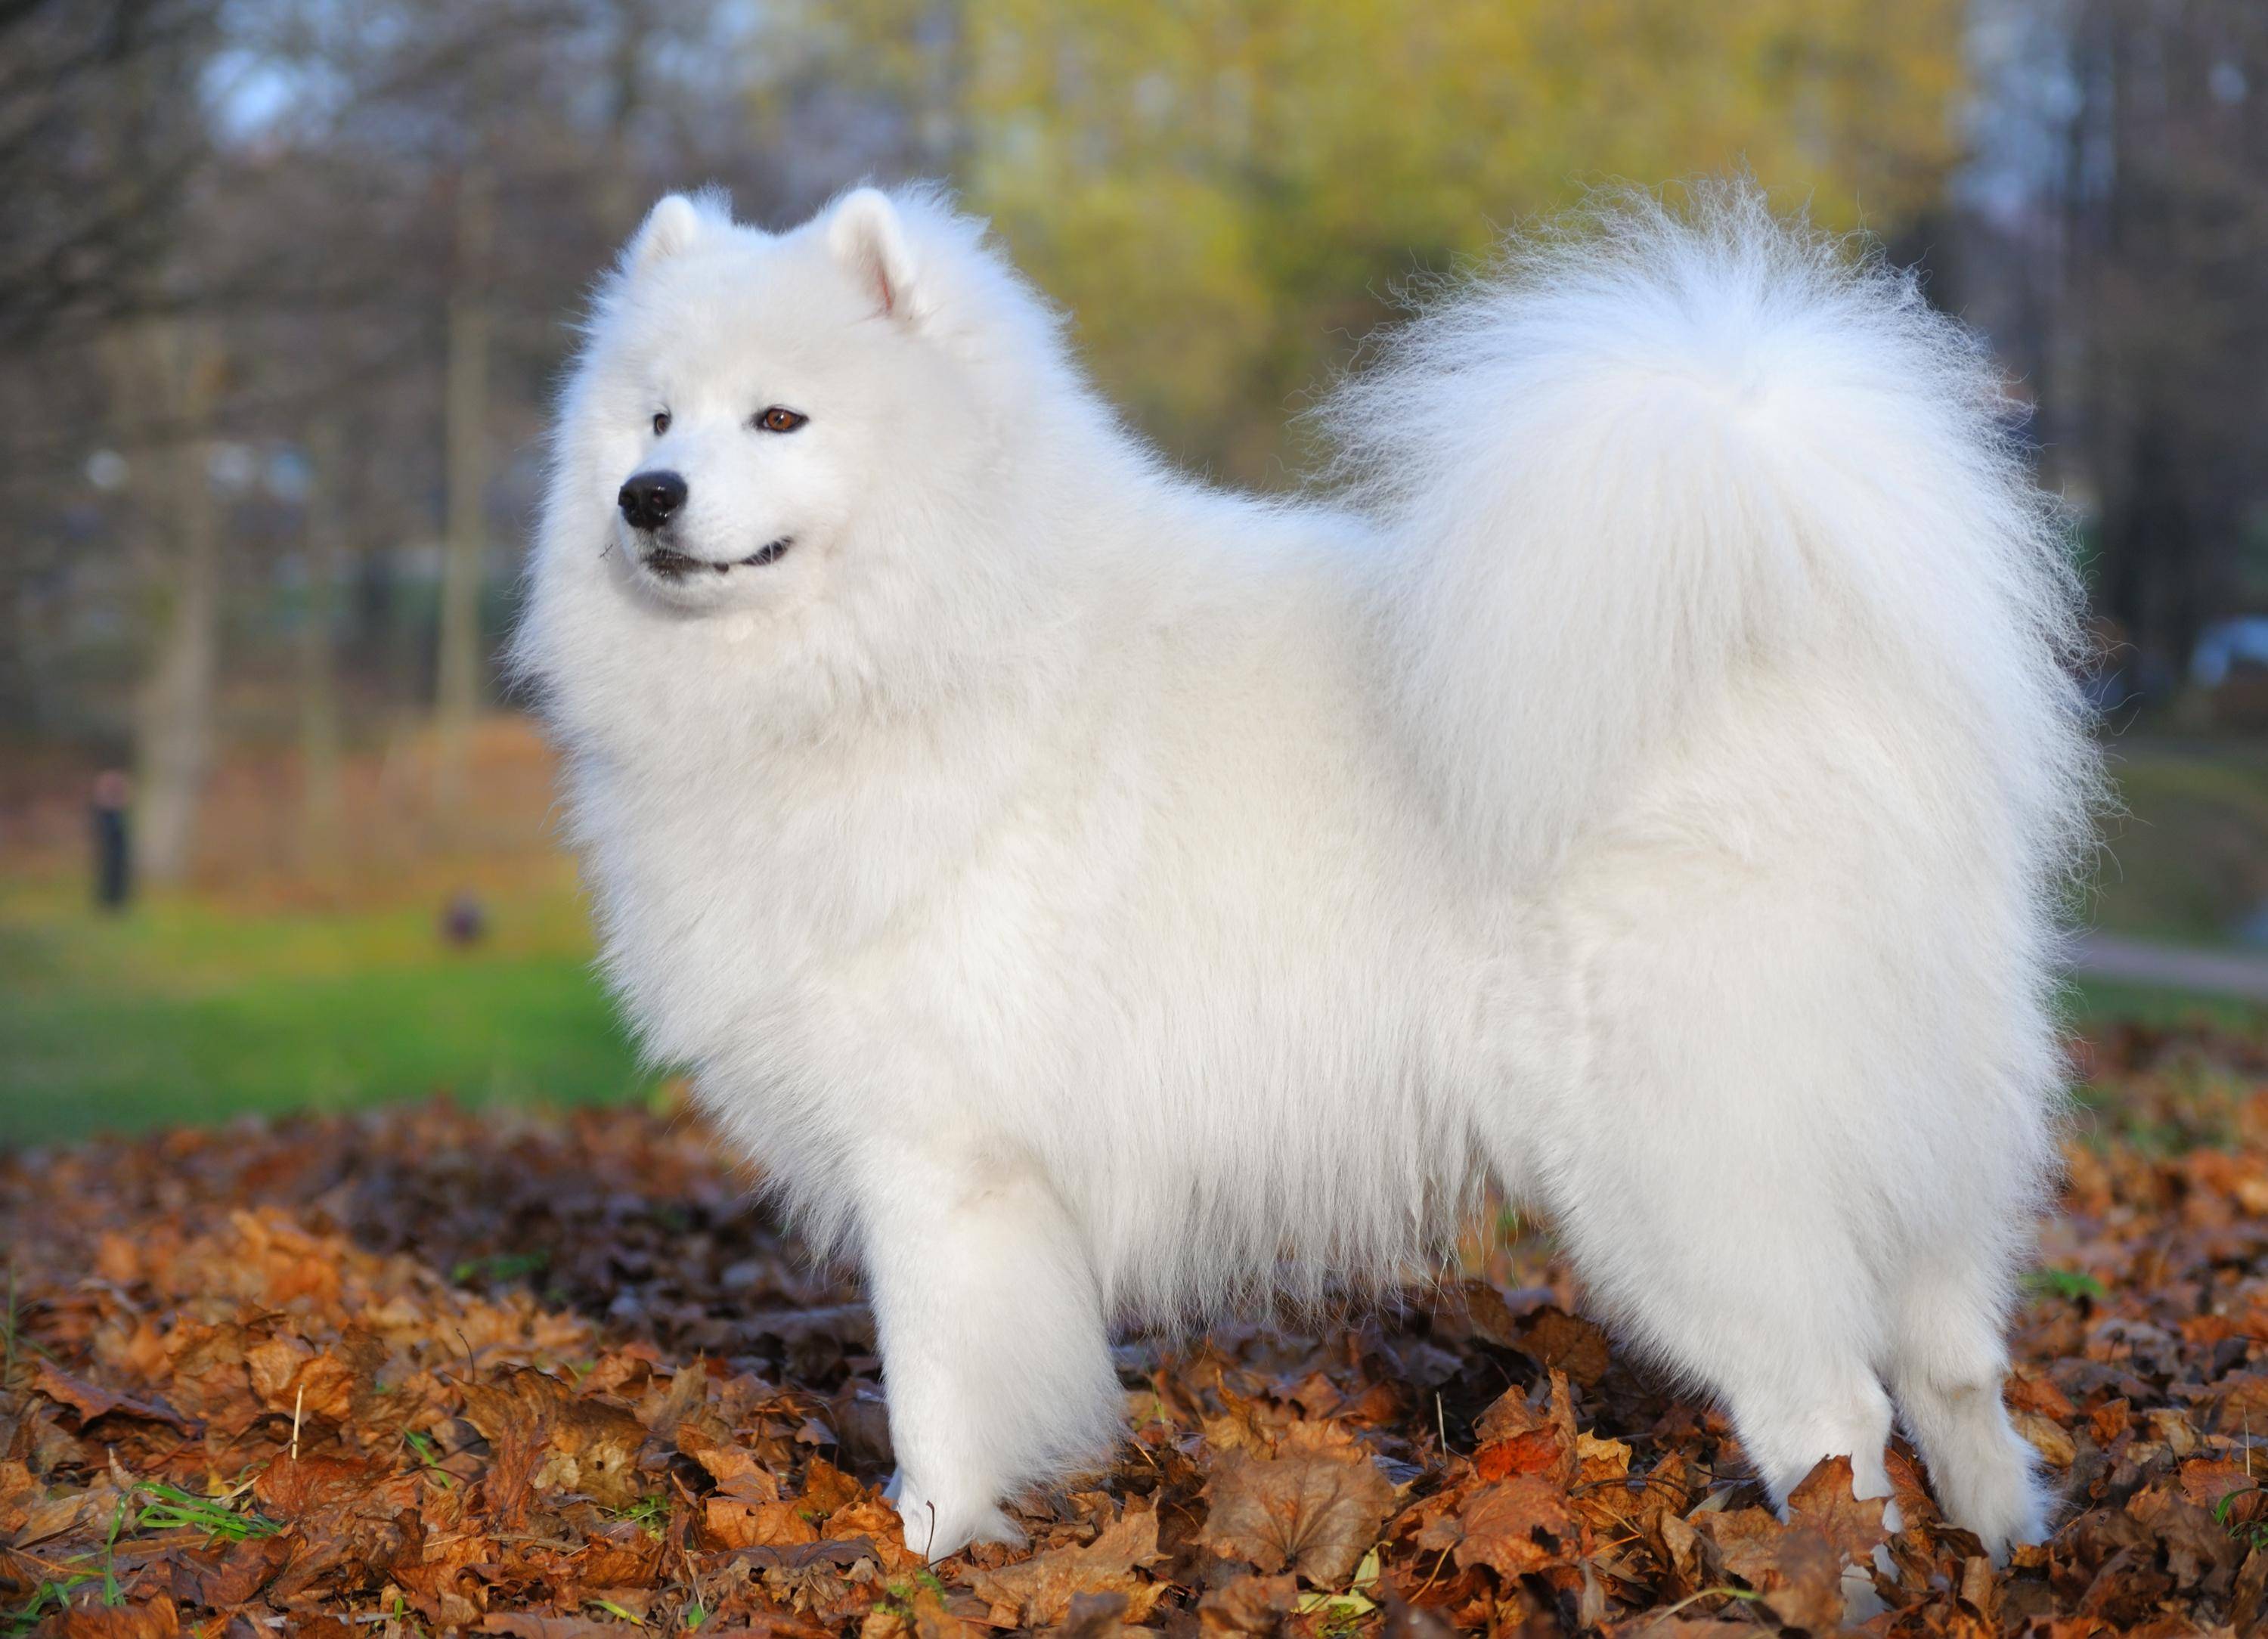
6 1018 2268 1637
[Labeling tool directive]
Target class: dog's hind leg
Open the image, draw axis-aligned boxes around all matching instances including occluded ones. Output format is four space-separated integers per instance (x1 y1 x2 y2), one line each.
854 1134 1123 1561
1521 863 1909 1521
1886 1253 2053 1558
1549 1151 1901 1517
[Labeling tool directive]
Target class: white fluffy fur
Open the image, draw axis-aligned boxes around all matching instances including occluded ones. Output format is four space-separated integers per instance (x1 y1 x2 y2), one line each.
513 181 2097 1561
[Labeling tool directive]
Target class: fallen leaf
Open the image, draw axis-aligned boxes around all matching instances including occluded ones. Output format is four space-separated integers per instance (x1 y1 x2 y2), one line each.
1196 1572 1300 1634
166 1532 294 1608
461 1367 648 1521
480 1617 621 1639
971 1505 1163 1626
1785 1454 1888 1564
45 1596 181 1639
1695 1510 1842 1635
1436 1475 1579 1579
4 1013 2265 1635
1201 1423 1396 1584
2012 1411 2077 1468
1516 1309 1612 1387
1473 1426 1563 1483
29 1362 197 1433
680 1418 782 1501
708 1495 820 1549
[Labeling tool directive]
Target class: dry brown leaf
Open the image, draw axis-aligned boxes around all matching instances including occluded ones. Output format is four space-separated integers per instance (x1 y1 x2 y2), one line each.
44 1595 181 1639
1694 1510 1842 1635
243 1334 362 1421
679 1417 782 1501
708 1495 820 1549
1473 1426 1563 1483
1656 1508 1706 1594
1784 1454 1888 1564
1441 1475 1579 1579
2012 1410 2078 1469
391 1509 495 1628
1201 1423 1396 1584
1516 1308 1612 1387
2233 1545 2268 1634
1195 1572 1300 1634
2177 1456 2257 1511
799 1455 863 1517
11 1486 98 1548
164 1532 294 1610
569 1521 666 1588
479 1616 621 1639
820 1494 923 1572
891 1585 984 1639
1575 1430 1632 1485
970 1505 1163 1626
2127 1484 2242 1591
28 1362 197 1433
253 1452 389 1520
1472 1383 1544 1443
7 1016 2268 1635
460 1366 648 1520
1046 1589 1142 1639
0 1458 39 1535
252 1453 416 1603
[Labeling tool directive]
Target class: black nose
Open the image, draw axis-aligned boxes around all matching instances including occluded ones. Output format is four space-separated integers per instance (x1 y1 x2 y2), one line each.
618 470 686 531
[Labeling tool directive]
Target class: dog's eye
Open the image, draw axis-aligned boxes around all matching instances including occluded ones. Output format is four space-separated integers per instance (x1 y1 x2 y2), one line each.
753 407 807 434
651 411 671 435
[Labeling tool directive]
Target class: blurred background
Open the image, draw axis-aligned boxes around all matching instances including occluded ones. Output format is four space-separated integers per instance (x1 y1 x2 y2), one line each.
4 0 2266 1148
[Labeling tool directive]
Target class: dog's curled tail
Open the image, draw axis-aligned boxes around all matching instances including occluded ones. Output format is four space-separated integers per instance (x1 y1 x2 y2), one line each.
1318 182 2096 882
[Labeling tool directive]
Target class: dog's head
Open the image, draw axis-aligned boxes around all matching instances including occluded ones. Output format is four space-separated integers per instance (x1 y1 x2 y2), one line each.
575 187 987 608
519 185 1083 744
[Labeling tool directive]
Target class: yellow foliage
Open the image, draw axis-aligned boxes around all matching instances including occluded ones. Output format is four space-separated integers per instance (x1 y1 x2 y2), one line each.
769 0 1966 480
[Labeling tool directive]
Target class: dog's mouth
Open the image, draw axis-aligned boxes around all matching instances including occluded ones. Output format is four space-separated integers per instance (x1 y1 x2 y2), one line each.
641 538 793 580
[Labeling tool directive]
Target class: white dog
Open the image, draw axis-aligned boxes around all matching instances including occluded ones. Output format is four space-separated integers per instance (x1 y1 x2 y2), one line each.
514 181 2096 1561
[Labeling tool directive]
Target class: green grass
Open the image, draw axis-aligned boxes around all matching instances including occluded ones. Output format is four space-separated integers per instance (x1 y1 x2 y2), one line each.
2 1484 286 1634
132 1482 280 1542
2022 1266 2108 1304
6 733 2268 1148
0 872 658 1148
2067 975 2268 1034
2091 739 2268 947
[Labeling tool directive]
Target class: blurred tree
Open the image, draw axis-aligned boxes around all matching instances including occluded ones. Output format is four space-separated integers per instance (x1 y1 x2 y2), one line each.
0 0 219 345
15 0 2265 882
1959 0 2268 694
435 161 494 830
0 0 784 863
11 0 235 886
104 318 224 885
2068 0 2267 688
299 417 348 875
228 0 799 829
765 0 1968 480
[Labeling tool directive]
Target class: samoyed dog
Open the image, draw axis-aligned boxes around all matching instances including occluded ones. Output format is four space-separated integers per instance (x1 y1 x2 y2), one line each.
514 181 2096 1560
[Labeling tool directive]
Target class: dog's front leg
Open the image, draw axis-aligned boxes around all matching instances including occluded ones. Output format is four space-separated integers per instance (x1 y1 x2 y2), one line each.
857 1139 1123 1560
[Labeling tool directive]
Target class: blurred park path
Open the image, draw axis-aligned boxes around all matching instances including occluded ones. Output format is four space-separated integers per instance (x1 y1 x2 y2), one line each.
2077 931 2268 1001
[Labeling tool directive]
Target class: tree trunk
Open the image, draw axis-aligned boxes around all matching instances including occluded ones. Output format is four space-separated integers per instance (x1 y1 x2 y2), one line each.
300 416 347 875
434 161 493 829
118 318 225 889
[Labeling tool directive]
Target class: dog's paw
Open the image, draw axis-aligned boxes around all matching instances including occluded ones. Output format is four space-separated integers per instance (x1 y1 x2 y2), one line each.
885 1470 1024 1562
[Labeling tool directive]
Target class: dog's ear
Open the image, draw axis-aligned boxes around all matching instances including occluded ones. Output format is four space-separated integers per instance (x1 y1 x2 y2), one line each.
624 192 719 272
826 188 925 323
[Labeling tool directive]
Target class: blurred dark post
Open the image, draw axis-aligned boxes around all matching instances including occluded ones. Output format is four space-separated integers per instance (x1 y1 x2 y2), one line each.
440 889 488 947
91 770 133 911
